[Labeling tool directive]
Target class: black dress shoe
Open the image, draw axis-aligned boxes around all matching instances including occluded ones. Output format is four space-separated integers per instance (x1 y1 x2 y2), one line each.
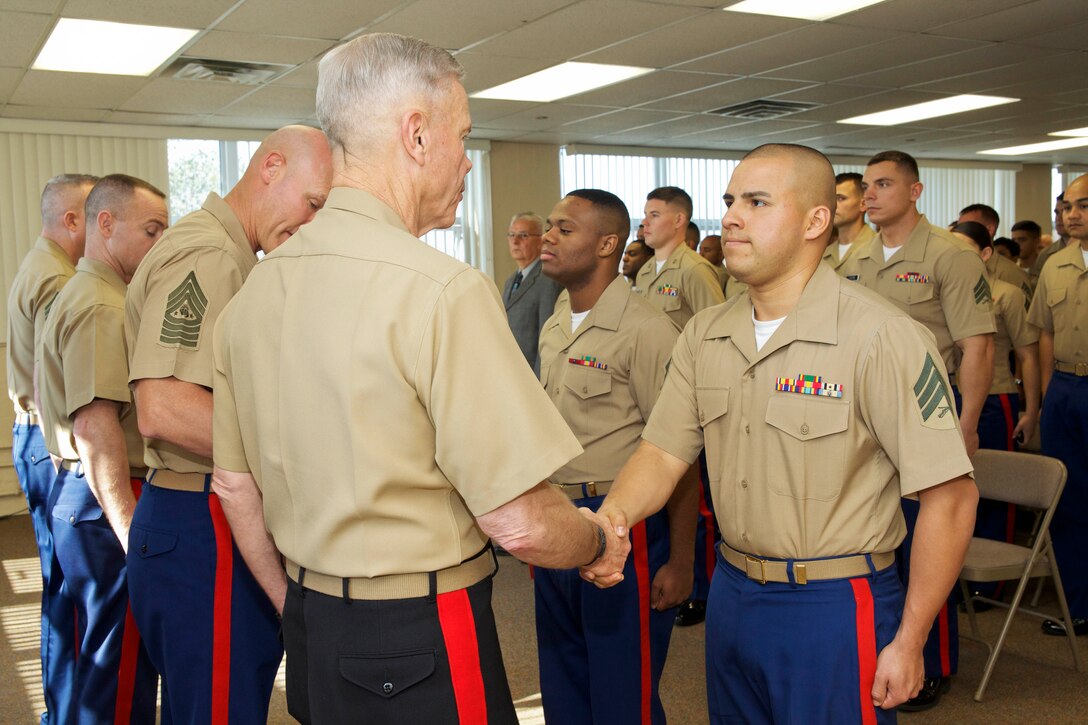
675 599 706 627
898 676 950 712
1041 618 1088 636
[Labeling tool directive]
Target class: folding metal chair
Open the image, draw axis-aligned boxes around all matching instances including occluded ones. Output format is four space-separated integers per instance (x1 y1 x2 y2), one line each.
958 449 1082 701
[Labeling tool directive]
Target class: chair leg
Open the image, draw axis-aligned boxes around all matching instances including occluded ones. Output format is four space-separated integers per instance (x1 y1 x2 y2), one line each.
1043 536 1083 672
961 579 981 638
975 563 1037 701
1030 576 1045 608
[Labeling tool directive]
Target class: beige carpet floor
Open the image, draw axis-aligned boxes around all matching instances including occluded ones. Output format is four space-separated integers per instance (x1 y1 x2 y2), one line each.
1 514 1085 723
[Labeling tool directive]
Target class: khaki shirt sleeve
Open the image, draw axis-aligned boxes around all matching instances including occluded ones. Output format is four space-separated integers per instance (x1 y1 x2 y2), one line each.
683 263 726 314
211 301 250 474
1003 287 1039 350
416 269 582 515
858 317 973 496
129 248 245 388
629 316 680 422
641 322 704 464
937 248 997 341
1026 271 1053 332
60 305 131 417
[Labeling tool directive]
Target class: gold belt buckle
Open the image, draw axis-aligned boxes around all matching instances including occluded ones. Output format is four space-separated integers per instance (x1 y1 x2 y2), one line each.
744 555 767 584
585 482 598 497
1077 362 1088 377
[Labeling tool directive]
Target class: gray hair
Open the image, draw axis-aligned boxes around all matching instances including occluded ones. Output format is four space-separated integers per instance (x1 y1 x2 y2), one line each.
317 33 464 154
509 212 544 234
41 173 99 224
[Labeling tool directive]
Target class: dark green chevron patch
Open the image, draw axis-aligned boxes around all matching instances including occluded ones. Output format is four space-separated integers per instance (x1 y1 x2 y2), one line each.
160 271 208 348
913 353 955 430
973 275 992 305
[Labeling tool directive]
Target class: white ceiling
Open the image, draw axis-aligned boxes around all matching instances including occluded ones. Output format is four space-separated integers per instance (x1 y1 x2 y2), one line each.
1 0 1087 163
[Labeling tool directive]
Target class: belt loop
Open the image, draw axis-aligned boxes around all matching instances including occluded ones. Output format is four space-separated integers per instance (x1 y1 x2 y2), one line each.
786 558 797 587
297 567 307 598
864 553 878 578
202 473 212 495
426 570 438 602
147 468 157 485
341 577 351 604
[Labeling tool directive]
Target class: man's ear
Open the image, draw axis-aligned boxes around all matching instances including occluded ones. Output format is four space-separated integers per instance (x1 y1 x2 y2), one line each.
401 109 427 166
97 209 114 239
63 209 81 233
260 151 286 184
909 180 923 203
980 246 994 263
599 233 619 258
804 206 832 242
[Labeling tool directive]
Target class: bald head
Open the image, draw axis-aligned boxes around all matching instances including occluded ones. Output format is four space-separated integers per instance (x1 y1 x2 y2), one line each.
228 125 333 252
743 143 836 213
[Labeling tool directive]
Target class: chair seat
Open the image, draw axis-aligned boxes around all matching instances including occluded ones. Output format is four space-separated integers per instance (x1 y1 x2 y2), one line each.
960 537 1051 582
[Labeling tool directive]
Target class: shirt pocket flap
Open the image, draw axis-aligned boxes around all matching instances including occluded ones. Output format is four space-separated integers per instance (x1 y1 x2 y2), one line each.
129 525 178 558
661 293 682 312
339 650 436 699
1047 287 1067 306
765 395 849 441
696 387 729 426
564 367 612 400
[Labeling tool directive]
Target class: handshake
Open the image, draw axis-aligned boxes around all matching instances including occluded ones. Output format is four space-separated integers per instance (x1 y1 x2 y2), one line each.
576 504 631 588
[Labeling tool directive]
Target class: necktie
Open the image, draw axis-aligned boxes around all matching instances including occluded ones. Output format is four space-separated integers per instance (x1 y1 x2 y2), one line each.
509 270 523 300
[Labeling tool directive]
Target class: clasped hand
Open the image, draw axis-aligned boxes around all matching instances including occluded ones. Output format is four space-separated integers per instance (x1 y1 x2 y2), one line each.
577 505 630 588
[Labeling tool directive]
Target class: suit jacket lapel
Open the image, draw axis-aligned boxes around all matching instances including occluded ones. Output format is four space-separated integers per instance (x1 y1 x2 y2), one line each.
506 262 540 308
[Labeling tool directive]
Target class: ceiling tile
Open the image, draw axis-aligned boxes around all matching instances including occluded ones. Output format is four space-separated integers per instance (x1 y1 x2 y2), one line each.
1009 19 1088 51
200 114 300 130
788 89 949 123
478 103 613 132
466 127 528 141
9 69 145 108
0 67 24 104
216 0 403 40
831 0 1033 33
467 0 701 62
365 0 575 52
911 52 1085 96
642 114 752 138
271 61 319 89
106 110 206 126
3 104 109 122
119 78 255 114
62 0 237 27
847 43 1058 90
468 98 540 125
184 31 333 66
563 70 738 107
497 132 578 145
641 77 814 113
577 8 803 68
456 53 556 95
218 85 316 117
768 83 885 106
0 1 58 11
676 22 901 77
556 108 686 134
0 11 53 67
681 118 824 143
928 0 1083 42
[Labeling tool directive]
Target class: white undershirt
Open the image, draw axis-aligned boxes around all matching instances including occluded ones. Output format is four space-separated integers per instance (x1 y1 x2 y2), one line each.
882 244 900 262
1082 249 1088 269
838 242 852 260
753 310 786 351
571 309 590 332
655 258 667 274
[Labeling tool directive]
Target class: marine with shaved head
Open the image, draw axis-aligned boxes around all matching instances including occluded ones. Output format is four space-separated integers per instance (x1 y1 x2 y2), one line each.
586 143 978 724
124 124 333 722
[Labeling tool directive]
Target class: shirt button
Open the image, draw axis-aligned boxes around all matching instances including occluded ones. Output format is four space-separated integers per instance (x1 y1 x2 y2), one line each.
582 386 588 394
742 533 749 542
741 479 748 489
383 682 394 694
744 424 750 434
30 455 37 463
800 424 810 435
69 515 75 524
748 371 755 380
141 544 148 554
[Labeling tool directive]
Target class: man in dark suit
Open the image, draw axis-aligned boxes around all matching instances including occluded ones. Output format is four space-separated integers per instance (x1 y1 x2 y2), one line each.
503 211 562 374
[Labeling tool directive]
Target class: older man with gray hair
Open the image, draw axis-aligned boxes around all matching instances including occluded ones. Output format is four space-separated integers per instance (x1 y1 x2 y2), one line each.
210 32 627 723
503 210 561 374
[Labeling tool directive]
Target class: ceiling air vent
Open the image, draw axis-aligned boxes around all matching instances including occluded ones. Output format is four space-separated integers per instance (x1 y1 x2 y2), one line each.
710 99 819 119
165 57 292 84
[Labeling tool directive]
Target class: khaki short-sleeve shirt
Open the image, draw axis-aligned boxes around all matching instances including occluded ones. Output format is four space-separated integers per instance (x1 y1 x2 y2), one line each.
125 193 255 474
711 263 729 292
539 275 679 484
990 279 1038 395
634 244 725 328
643 264 973 559
724 270 748 302
1030 239 1068 279
988 253 1033 302
38 259 144 469
6 237 76 414
1027 242 1088 365
842 215 995 374
822 225 875 273
212 188 582 578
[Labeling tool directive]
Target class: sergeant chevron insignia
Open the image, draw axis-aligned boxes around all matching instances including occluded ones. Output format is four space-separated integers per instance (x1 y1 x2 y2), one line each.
914 353 955 430
973 275 992 305
160 271 207 348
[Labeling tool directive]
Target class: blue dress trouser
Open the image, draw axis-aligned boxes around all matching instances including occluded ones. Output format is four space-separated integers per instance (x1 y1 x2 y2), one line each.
1040 371 1088 619
49 468 157 723
535 499 675 725
127 477 283 724
12 421 77 724
706 549 901 725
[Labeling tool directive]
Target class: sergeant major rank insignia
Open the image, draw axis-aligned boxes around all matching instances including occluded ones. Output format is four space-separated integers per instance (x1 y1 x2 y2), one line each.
160 271 207 348
913 353 955 430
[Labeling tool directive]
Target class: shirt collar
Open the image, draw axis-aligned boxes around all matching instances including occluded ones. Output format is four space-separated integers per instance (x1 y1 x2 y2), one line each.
76 256 126 294
323 187 413 235
545 275 631 344
519 257 540 276
34 236 72 264
201 192 254 258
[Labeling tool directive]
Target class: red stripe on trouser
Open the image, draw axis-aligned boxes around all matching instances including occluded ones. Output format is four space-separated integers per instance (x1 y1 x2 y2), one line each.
697 484 716 583
437 589 488 725
208 494 234 724
849 578 878 725
114 478 144 724
631 521 652 725
937 603 951 675
998 393 1015 451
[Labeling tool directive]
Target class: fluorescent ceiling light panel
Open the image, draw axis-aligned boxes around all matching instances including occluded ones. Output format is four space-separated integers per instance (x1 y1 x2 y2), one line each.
33 18 198 76
979 137 1088 156
839 94 1018 126
1050 127 1088 137
471 62 653 103
723 0 888 21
